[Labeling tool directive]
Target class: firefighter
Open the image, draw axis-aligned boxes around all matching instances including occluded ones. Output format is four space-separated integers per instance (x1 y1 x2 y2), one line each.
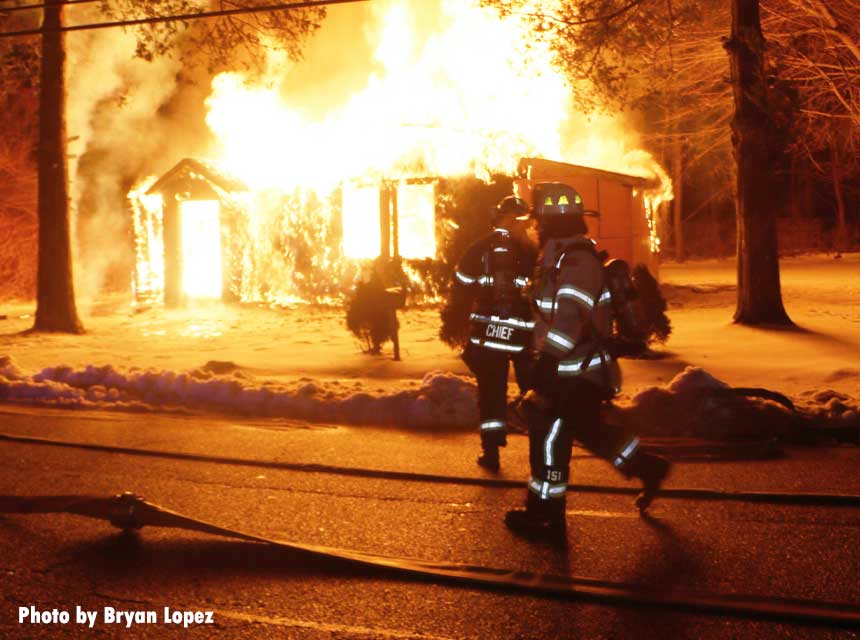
505 182 671 537
449 195 537 472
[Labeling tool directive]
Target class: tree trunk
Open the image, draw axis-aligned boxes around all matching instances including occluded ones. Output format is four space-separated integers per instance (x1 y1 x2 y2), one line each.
831 145 847 254
728 0 791 325
672 137 684 262
34 0 84 333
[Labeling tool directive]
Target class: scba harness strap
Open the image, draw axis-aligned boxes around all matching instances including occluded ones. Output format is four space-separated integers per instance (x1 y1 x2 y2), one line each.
543 241 613 387
469 231 533 353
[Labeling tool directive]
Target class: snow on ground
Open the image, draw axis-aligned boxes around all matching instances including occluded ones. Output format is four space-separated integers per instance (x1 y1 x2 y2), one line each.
0 253 858 434
655 253 860 408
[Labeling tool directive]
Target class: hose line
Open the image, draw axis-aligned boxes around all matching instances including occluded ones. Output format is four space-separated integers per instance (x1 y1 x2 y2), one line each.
0 492 858 628
2 432 860 508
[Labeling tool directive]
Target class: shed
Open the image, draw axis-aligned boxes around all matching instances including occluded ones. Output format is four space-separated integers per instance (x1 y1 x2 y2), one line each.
133 156 663 307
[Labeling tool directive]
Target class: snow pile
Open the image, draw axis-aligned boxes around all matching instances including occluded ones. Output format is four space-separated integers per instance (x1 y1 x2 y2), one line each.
2 352 858 439
0 356 23 380
664 367 730 393
797 389 860 424
0 356 478 429
613 366 800 439
612 366 860 439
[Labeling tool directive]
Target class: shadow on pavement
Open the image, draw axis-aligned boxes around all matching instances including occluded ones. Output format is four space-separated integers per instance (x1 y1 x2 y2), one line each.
64 532 375 582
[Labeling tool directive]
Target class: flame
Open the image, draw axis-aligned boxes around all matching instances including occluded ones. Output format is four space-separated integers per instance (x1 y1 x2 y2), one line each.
341 184 383 260
132 0 672 306
180 200 223 298
205 0 570 189
396 182 436 260
129 176 164 305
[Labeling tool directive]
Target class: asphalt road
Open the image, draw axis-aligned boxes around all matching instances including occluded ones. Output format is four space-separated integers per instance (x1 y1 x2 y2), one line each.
1 406 859 639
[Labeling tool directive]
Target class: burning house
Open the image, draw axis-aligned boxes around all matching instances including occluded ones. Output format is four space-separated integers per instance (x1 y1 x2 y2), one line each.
132 162 442 307
120 2 672 309
131 156 663 308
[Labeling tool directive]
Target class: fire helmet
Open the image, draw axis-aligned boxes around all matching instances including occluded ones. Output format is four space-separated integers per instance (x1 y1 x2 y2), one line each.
531 182 588 239
492 195 530 226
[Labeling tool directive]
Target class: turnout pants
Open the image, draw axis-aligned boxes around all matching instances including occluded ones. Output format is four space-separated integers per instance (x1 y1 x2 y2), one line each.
462 342 531 449
527 380 640 503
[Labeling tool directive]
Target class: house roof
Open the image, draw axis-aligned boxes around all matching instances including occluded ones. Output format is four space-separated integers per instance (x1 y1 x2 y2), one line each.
146 158 248 196
516 157 662 190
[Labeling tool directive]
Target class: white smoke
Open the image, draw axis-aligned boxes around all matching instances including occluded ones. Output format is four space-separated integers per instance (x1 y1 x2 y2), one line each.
64 5 199 309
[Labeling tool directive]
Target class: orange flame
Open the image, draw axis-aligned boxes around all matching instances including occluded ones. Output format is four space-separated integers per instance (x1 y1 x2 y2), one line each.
132 0 672 305
204 0 572 189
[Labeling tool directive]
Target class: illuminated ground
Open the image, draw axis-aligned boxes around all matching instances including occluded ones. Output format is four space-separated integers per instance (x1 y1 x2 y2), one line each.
0 253 858 430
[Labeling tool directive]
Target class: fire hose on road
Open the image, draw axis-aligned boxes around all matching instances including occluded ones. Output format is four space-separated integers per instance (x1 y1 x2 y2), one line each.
2 431 860 508
1 491 860 628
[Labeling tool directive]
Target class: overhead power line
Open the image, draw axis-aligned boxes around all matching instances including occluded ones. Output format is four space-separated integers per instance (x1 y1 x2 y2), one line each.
0 0 100 15
0 0 368 39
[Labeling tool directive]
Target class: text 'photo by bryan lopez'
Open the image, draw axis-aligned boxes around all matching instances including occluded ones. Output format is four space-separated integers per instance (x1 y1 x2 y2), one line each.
19 605 215 629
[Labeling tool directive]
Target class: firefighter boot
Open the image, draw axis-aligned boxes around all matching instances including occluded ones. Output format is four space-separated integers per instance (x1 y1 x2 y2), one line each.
504 492 566 540
476 447 500 472
626 451 671 514
477 430 507 472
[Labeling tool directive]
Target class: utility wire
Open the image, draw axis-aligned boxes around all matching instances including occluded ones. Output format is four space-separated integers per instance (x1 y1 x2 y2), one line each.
0 0 368 39
0 0 100 15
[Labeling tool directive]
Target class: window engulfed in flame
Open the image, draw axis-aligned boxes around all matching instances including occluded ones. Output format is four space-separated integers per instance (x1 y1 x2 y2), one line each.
341 183 437 260
341 185 382 260
180 200 223 299
397 183 435 260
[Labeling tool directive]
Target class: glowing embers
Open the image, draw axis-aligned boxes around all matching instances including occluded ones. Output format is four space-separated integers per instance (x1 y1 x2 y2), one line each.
129 181 164 305
341 185 382 260
397 183 435 260
180 200 223 299
643 194 663 254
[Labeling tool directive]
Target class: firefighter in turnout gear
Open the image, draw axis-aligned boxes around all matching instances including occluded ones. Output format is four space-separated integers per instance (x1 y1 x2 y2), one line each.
451 195 537 472
505 183 671 538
